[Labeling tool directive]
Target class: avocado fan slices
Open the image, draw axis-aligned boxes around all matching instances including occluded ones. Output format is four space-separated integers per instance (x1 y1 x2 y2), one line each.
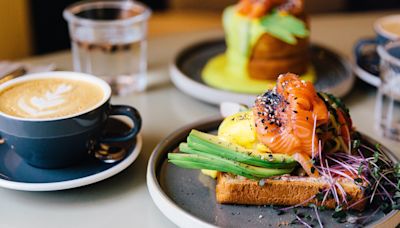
167 130 297 179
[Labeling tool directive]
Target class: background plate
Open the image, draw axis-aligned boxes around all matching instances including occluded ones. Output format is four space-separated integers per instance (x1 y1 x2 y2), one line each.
170 39 355 106
147 117 399 228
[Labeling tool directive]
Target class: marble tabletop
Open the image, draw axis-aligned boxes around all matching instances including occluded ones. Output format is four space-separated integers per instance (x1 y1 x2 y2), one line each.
1 10 400 228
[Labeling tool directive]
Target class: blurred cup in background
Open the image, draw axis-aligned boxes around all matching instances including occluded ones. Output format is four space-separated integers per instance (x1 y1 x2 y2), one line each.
354 14 400 80
64 0 151 95
375 41 400 141
355 14 400 52
374 15 400 45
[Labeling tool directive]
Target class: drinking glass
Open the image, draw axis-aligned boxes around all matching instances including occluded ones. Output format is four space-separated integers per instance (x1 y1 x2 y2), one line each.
64 0 151 95
375 41 400 141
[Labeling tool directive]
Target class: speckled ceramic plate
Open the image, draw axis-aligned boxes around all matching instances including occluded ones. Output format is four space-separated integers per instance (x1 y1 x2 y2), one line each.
170 39 354 106
0 118 142 191
147 117 400 228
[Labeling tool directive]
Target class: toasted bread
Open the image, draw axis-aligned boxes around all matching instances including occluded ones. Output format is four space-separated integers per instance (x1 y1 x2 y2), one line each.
216 173 367 211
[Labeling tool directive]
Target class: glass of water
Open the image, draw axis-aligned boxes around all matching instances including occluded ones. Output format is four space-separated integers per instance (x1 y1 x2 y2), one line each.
63 0 151 95
375 41 400 141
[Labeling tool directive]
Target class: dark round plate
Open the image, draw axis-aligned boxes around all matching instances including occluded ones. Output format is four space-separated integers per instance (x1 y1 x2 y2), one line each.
0 118 142 191
147 117 400 228
170 39 354 106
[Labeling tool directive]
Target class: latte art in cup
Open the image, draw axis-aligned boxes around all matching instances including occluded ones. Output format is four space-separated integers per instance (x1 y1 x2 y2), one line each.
0 71 141 169
0 78 104 119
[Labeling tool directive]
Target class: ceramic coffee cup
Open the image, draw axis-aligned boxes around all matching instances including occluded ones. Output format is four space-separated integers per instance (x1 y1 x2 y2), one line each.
0 71 142 168
354 15 400 85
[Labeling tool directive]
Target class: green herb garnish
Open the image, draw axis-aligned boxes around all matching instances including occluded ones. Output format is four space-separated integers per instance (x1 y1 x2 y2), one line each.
259 10 308 45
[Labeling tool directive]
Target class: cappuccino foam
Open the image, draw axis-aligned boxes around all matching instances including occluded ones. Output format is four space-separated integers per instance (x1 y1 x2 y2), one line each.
0 78 104 119
382 21 400 36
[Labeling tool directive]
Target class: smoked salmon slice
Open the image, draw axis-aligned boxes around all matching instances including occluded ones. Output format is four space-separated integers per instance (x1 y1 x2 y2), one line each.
237 0 303 18
253 73 329 176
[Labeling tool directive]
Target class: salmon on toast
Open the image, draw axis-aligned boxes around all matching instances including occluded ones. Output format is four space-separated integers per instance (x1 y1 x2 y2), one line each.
253 73 329 176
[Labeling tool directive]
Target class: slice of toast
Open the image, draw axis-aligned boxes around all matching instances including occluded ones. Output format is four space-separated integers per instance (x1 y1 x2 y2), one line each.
216 173 367 211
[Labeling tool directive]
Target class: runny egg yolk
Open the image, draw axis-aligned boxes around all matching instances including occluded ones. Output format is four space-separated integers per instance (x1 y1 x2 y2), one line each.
217 111 271 153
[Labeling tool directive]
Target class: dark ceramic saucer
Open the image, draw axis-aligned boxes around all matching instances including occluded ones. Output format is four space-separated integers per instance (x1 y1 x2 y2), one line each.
0 118 142 191
353 37 380 87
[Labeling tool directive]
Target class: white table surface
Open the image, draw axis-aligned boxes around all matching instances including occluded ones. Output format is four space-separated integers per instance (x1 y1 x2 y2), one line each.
1 10 400 228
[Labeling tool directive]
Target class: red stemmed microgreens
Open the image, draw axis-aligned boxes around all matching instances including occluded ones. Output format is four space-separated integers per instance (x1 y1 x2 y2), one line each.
278 135 400 227
314 137 400 225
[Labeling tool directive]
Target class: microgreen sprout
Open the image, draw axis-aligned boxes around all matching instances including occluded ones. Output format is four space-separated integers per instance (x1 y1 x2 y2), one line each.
302 137 400 225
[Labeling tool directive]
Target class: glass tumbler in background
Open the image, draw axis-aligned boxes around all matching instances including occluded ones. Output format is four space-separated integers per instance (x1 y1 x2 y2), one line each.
375 41 400 141
63 1 151 95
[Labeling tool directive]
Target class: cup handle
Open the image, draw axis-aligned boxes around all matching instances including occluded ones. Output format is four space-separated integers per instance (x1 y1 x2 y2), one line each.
94 105 142 163
100 105 142 143
354 38 377 60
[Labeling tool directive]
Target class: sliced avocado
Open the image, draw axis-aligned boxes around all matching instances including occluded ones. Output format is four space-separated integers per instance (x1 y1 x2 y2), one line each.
187 130 297 169
169 160 254 179
168 153 294 180
180 142 295 170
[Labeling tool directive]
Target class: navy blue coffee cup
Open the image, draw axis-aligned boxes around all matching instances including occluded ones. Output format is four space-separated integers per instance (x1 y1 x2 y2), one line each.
354 15 400 81
0 72 142 168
